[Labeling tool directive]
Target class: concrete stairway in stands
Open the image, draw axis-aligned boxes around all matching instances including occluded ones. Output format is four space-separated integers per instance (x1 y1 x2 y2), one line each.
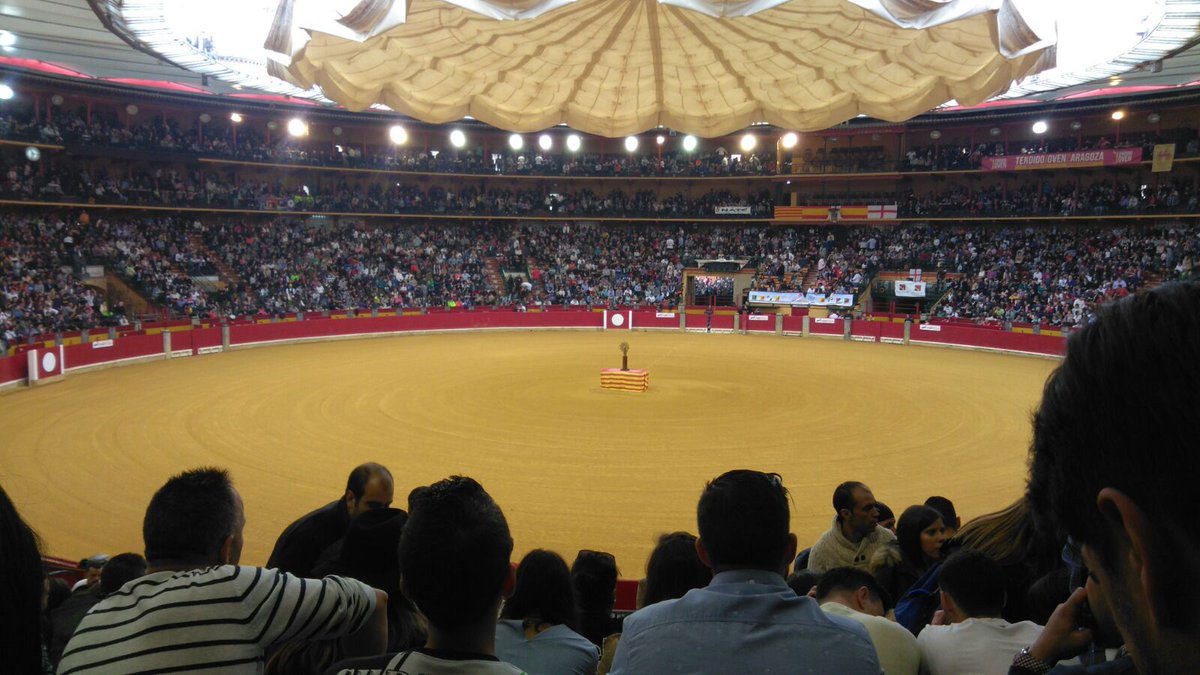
484 257 505 292
189 234 242 287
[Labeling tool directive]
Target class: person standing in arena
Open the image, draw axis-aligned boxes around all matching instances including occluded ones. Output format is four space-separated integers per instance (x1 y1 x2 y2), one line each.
268 462 395 577
57 467 387 674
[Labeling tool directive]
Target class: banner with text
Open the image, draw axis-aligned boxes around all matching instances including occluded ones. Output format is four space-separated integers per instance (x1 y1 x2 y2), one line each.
714 205 753 215
748 291 854 307
774 205 898 222
981 148 1143 171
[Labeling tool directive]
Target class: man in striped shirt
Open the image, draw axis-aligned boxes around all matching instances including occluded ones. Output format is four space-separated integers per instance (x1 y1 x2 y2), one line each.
58 467 388 674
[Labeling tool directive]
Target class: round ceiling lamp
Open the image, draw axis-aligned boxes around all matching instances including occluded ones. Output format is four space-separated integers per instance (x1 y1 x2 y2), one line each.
566 134 581 152
389 125 408 144
781 132 798 149
450 129 467 148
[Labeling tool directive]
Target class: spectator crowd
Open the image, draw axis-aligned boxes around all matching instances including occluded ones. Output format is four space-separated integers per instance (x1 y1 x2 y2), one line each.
4 212 1197 351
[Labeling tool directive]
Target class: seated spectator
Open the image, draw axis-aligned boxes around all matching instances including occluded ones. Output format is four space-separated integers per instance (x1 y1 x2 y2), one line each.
925 496 961 537
871 505 948 604
808 481 897 573
268 507 425 674
952 499 1062 624
48 553 147 669
326 476 523 675
876 501 897 532
0 483 44 673
639 531 711 608
58 467 387 674
599 532 712 674
1019 282 1200 674
70 554 109 591
918 549 1043 675
817 567 921 675
267 462 395 577
571 549 622 648
786 568 822 597
496 549 598 675
610 470 880 673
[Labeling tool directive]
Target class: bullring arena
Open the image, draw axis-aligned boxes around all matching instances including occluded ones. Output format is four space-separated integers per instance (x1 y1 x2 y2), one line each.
0 320 1057 573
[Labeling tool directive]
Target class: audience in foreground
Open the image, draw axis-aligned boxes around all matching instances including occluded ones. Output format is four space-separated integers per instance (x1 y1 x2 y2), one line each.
0 483 44 674
918 548 1044 674
327 476 524 675
57 468 387 674
495 549 598 675
808 480 897 573
817 566 921 675
1018 281 1200 674
267 462 395 577
609 469 881 673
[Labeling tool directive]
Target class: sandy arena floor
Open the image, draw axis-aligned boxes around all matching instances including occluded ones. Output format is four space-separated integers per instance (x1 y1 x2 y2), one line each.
0 331 1057 574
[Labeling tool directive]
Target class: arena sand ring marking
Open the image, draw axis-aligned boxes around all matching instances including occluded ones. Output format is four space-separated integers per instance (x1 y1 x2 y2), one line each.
0 331 1055 572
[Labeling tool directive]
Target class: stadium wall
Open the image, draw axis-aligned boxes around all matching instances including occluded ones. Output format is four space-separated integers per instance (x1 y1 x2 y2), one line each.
0 309 1065 390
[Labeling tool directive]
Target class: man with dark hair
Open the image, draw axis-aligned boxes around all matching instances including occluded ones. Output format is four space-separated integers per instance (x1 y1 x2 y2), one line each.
610 470 880 673
925 496 961 537
1015 282 1200 675
917 549 1043 675
808 480 896 573
327 476 524 674
48 553 149 668
818 567 921 675
58 467 387 674
268 462 395 576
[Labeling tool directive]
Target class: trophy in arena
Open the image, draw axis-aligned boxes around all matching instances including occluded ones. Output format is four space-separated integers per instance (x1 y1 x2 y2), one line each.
620 342 630 371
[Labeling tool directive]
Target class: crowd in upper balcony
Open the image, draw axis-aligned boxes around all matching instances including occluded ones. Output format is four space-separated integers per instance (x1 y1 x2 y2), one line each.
0 108 781 178
0 153 775 218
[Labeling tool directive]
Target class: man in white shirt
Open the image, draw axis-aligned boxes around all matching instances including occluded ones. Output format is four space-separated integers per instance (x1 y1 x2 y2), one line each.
818 566 921 675
917 549 1043 675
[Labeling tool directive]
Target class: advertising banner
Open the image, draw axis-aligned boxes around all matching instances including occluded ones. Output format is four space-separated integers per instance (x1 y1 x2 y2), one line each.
1152 143 1176 173
748 291 854 307
714 205 752 215
895 281 927 298
981 148 1143 171
774 205 897 222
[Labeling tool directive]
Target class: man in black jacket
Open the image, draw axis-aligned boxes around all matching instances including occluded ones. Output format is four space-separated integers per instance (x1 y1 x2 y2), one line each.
267 462 394 576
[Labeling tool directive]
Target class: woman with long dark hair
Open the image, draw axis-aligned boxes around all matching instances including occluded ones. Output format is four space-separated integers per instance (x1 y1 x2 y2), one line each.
496 549 599 675
1 484 46 674
870 504 947 604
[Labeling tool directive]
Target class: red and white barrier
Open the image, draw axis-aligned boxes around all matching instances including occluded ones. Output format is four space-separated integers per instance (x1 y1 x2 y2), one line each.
26 346 65 385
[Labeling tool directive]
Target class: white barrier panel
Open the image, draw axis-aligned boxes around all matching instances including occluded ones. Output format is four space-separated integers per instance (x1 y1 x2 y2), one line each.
27 346 65 385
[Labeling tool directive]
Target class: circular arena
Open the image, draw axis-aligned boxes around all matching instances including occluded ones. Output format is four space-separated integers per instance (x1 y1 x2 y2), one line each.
0 327 1055 572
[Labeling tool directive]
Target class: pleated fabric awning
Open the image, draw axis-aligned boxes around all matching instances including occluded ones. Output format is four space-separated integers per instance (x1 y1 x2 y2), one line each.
266 0 1056 137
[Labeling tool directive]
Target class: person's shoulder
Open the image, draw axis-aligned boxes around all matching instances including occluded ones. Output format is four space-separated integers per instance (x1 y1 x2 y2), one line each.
323 652 400 675
871 525 898 542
